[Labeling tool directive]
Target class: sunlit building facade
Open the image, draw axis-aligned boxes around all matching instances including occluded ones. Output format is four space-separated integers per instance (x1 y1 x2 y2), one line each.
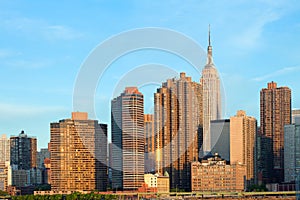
111 87 144 191
154 72 202 191
191 154 246 192
50 112 107 191
230 110 256 186
260 81 291 183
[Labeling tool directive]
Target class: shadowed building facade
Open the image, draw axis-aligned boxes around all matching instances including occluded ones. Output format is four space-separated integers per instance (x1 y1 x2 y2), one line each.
260 82 291 183
144 114 155 173
154 72 202 191
50 112 107 191
10 131 37 170
210 119 230 161
111 87 144 191
284 117 300 183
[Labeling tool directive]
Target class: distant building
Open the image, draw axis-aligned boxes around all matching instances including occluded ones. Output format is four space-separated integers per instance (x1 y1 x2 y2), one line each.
0 162 10 191
108 143 112 188
154 72 202 191
284 117 300 182
36 148 50 185
230 110 257 187
0 135 10 163
0 134 11 191
260 81 291 183
10 131 37 170
292 109 300 124
111 87 144 191
50 112 107 191
37 148 50 169
210 119 230 161
11 170 28 187
10 131 37 189
191 153 246 192
144 114 155 173
43 158 51 185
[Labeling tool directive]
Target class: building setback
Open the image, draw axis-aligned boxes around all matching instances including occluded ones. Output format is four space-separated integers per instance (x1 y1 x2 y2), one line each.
154 72 202 191
191 154 246 192
259 81 291 183
111 87 144 191
50 112 107 191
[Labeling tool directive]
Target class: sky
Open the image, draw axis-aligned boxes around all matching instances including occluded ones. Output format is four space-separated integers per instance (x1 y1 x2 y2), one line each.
1 0 300 149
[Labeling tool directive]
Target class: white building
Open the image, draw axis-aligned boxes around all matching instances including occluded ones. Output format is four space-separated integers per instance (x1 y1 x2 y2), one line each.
201 26 222 154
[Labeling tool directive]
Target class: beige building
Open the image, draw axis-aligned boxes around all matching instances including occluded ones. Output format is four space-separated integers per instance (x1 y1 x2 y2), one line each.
157 174 170 193
111 87 144 191
191 154 246 192
144 173 170 193
230 110 256 186
0 135 10 163
154 72 202 191
201 26 222 154
50 112 107 191
260 81 291 183
0 135 10 191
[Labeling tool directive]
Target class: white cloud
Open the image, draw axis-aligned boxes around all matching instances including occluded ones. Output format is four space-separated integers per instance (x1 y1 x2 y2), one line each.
233 11 280 49
1 16 83 41
0 102 68 118
252 66 300 81
43 25 83 40
5 59 51 69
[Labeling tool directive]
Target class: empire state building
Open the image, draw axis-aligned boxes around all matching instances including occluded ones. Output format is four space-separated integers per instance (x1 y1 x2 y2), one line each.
201 26 222 154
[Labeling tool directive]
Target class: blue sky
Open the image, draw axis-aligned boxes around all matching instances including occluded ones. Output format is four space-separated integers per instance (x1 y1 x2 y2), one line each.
1 0 300 149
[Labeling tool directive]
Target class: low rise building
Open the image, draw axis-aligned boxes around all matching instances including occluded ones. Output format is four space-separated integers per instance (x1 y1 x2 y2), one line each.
143 172 169 193
191 153 246 192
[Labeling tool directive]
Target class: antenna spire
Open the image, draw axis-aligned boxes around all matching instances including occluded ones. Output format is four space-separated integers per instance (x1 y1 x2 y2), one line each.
207 24 213 65
208 24 211 46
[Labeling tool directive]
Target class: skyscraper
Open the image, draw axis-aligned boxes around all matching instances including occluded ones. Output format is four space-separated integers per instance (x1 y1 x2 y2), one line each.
260 81 291 183
10 131 37 188
144 114 155 173
111 87 144 191
10 131 37 170
50 112 107 191
230 110 257 186
201 26 222 154
154 72 202 191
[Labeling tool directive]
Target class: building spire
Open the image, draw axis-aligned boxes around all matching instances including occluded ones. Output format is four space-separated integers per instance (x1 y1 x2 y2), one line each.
208 24 211 46
207 24 213 65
